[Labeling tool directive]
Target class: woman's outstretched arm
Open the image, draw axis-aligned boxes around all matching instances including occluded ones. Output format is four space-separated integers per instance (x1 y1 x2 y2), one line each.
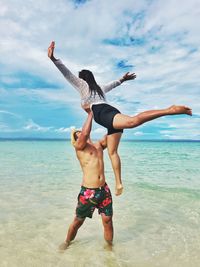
48 41 88 94
102 72 137 93
101 80 122 93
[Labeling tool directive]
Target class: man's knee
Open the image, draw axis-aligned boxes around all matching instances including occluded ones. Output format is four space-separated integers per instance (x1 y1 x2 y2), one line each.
73 217 85 228
102 216 113 227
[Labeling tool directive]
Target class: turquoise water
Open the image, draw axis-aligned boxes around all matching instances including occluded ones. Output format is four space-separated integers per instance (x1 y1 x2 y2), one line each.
0 140 200 267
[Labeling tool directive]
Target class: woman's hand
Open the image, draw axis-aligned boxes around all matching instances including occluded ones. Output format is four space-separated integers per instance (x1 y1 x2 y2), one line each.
85 109 93 119
47 41 57 61
84 107 92 114
120 72 136 83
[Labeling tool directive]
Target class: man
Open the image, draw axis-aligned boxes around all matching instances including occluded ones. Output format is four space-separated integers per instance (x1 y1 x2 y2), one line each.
59 111 113 250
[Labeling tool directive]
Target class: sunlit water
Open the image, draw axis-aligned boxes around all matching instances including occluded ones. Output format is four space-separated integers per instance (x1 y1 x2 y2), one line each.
0 140 200 267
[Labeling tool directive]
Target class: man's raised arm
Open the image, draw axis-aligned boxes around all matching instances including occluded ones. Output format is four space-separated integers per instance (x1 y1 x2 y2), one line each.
74 112 93 150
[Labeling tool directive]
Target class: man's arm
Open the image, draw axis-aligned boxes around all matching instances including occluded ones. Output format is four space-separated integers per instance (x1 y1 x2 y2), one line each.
99 135 108 150
74 112 93 150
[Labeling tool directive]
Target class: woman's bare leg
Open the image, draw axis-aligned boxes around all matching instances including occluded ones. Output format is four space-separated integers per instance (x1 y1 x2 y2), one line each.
113 105 192 129
107 132 123 196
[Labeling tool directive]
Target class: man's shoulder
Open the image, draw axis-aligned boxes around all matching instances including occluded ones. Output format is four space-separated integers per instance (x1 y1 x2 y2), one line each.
74 141 92 151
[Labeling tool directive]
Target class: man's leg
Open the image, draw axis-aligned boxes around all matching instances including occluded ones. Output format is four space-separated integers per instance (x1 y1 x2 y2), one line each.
59 216 85 250
101 214 113 246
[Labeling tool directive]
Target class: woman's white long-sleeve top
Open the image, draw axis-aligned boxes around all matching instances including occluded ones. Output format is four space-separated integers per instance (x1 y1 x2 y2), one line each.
53 59 121 107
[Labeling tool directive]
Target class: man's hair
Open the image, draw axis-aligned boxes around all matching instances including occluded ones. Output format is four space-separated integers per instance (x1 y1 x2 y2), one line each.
71 129 81 145
79 69 105 99
74 130 81 141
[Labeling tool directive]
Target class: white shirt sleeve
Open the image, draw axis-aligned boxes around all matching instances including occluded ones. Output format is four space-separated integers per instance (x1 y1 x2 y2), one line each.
101 80 122 93
53 59 88 96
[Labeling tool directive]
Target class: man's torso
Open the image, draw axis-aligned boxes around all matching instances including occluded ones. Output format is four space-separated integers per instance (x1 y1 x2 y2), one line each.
76 141 105 188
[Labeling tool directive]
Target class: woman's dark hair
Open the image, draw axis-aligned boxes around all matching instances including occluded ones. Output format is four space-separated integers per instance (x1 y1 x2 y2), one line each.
79 70 105 99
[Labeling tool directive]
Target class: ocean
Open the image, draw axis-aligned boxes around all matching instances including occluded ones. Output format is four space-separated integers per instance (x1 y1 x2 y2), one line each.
0 140 200 267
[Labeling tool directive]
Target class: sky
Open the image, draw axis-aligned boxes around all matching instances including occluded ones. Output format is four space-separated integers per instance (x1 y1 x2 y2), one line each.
0 0 200 140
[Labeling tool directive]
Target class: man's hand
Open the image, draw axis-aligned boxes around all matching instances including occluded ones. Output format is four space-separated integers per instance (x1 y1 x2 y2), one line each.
120 72 136 83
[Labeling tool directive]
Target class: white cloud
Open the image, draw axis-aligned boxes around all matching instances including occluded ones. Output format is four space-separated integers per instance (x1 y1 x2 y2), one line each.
0 110 20 118
92 127 106 134
16 88 80 105
55 126 76 133
134 131 143 136
160 116 200 139
0 0 199 139
24 119 52 132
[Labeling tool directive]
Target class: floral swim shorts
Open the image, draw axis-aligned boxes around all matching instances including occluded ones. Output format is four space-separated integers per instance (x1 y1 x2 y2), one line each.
76 183 113 219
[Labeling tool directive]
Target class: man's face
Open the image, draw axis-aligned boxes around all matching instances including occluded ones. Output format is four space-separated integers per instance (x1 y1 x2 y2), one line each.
74 131 81 141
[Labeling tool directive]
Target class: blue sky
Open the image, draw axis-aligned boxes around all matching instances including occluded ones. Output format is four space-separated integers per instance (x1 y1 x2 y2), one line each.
0 0 199 140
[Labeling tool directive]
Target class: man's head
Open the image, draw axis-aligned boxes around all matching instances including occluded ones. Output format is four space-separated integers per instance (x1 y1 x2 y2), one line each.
71 129 81 145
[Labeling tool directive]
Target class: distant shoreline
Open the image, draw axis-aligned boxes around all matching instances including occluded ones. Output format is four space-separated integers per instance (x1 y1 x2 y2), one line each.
0 138 200 142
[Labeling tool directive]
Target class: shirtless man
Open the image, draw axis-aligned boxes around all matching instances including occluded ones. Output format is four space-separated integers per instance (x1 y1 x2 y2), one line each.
59 111 113 250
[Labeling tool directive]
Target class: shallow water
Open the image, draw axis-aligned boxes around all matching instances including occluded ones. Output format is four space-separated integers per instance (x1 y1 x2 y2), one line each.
0 140 200 267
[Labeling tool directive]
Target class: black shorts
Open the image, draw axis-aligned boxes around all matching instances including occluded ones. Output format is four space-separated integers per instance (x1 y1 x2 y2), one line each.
92 103 123 135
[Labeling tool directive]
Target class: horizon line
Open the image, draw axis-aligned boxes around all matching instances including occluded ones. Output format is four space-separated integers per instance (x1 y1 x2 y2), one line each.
0 138 200 142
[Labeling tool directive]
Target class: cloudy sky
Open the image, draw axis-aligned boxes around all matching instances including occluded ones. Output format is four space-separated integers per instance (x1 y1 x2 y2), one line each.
0 0 199 140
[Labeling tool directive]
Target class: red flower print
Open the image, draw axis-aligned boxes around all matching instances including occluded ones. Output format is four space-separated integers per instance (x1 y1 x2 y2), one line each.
79 195 87 204
105 185 110 193
84 189 95 199
102 198 111 207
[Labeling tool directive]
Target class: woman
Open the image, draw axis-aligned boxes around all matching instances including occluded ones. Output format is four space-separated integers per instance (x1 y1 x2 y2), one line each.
48 41 192 196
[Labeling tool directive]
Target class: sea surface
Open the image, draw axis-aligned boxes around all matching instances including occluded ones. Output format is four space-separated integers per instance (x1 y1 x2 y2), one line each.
0 140 200 267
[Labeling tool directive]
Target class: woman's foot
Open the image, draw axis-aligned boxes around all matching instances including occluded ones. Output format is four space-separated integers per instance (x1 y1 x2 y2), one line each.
47 41 56 60
58 241 70 251
104 240 113 251
115 184 123 196
168 105 192 116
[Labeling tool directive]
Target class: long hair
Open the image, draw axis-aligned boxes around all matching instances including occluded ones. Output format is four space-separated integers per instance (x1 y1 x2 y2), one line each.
79 70 105 99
